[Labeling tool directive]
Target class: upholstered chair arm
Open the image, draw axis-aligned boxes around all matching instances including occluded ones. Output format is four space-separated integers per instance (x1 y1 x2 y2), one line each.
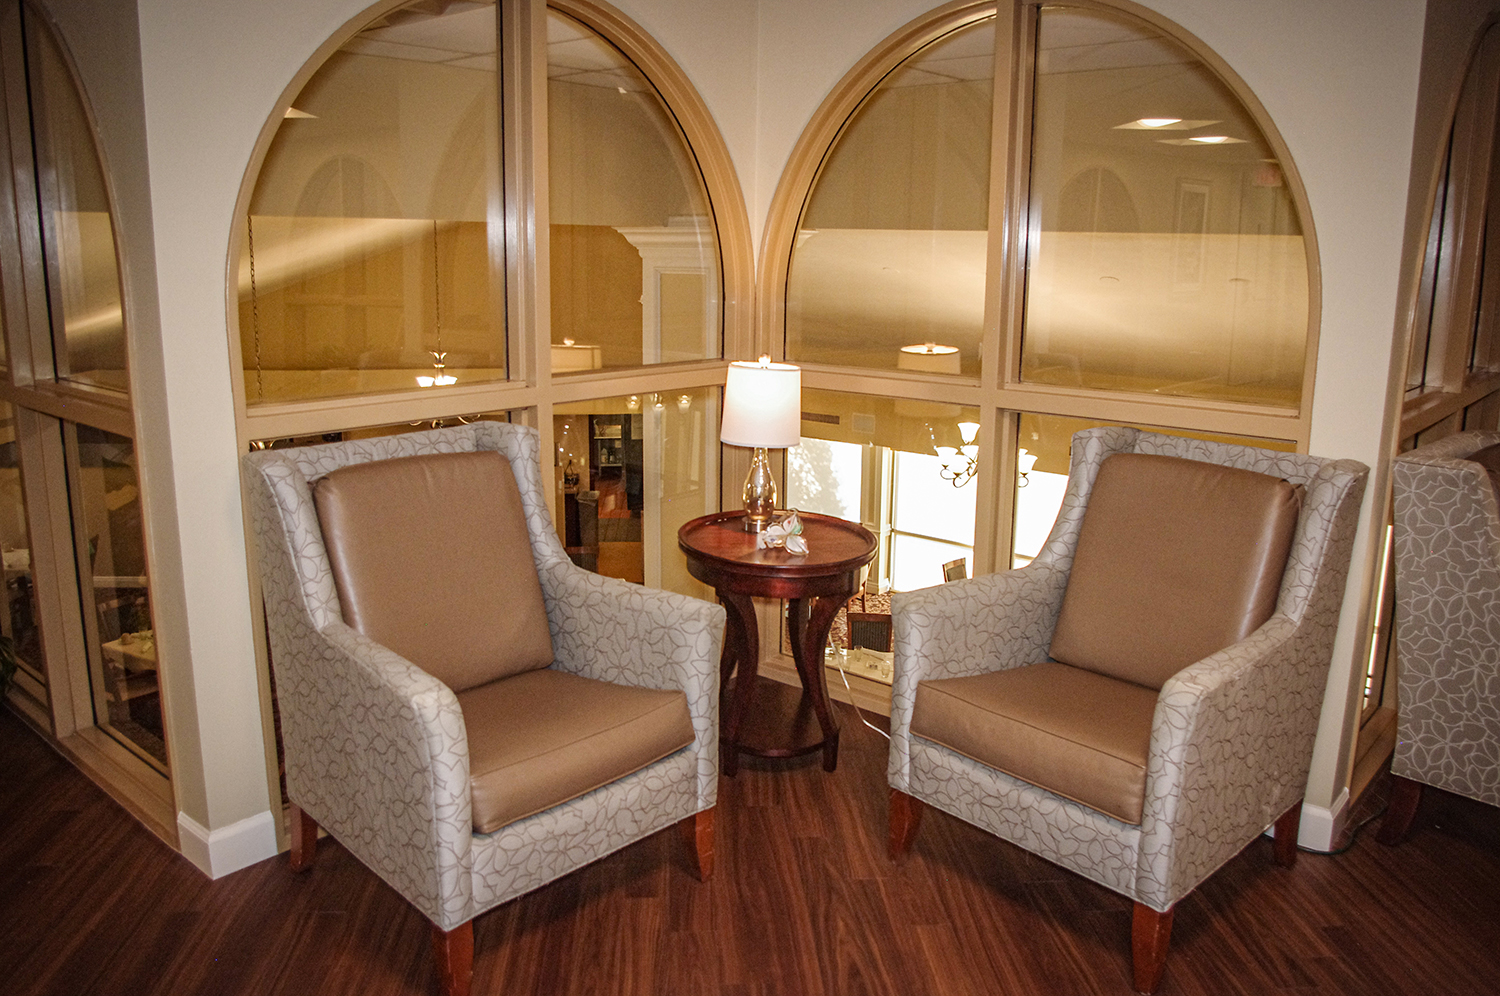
539 560 724 808
888 563 1070 792
1133 615 1313 910
282 622 476 930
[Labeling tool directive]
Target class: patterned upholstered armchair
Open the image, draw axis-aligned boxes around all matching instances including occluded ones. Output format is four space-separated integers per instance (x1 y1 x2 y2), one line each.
887 427 1367 993
244 423 723 996
1379 431 1500 843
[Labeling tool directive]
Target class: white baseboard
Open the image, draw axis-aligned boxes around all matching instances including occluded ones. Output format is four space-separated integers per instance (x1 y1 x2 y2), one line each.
177 809 279 879
1295 789 1350 853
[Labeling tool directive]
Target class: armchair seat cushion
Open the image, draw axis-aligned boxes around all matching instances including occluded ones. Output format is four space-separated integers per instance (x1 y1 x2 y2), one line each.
458 669 695 834
912 661 1158 824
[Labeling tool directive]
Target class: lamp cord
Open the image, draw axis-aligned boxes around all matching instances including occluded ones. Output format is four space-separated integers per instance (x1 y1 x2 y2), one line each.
830 645 890 742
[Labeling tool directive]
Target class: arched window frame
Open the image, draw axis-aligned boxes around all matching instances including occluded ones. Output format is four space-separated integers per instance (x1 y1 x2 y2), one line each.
226 0 753 452
0 0 176 825
757 0 1321 574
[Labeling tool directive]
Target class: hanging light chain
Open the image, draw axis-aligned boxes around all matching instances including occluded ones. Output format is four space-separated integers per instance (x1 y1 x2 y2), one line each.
247 212 264 401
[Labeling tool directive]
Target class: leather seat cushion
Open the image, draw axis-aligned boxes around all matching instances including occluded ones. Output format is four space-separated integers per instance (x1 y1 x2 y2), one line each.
912 661 1158 825
458 668 695 834
314 450 554 692
1050 453 1303 690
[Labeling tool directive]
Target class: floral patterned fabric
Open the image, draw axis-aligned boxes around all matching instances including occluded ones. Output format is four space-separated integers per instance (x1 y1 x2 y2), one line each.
890 427 1367 913
244 423 724 931
1391 432 1500 810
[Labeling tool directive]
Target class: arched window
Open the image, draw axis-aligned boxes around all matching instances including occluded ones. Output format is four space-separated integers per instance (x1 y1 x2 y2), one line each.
0 2 168 797
232 0 750 605
765 0 1315 584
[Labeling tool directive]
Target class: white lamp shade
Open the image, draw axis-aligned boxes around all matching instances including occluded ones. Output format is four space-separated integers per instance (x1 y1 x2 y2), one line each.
897 342 961 375
721 360 801 448
551 342 602 372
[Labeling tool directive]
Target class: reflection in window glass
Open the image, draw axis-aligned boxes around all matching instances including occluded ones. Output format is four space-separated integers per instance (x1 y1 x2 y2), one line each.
25 7 127 390
553 388 719 601
0 404 40 684
796 388 980 592
71 426 162 768
1010 412 1296 567
1023 7 1307 407
548 11 720 370
241 0 504 404
787 18 994 375
787 438 863 521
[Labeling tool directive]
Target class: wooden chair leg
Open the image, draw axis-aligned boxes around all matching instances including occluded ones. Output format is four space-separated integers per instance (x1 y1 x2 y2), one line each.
1377 775 1423 846
1273 801 1301 868
431 921 473 996
288 803 318 873
678 807 715 881
1131 901 1174 994
888 789 924 860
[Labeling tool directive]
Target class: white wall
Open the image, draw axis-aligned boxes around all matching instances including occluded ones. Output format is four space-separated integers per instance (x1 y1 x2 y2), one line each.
36 0 1429 869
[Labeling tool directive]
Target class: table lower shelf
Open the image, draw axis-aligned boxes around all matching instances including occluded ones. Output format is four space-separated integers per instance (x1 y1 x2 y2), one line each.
723 675 836 762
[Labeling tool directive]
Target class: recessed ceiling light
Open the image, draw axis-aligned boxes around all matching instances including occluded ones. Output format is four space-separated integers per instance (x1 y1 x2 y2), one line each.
1137 117 1181 128
1190 135 1230 144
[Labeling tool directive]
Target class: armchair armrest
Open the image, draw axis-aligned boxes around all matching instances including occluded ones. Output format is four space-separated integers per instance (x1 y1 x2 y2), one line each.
888 563 1070 792
1136 614 1316 908
538 560 724 808
282 622 476 930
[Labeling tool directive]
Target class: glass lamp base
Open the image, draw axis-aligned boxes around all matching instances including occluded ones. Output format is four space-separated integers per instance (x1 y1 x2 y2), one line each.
743 446 777 531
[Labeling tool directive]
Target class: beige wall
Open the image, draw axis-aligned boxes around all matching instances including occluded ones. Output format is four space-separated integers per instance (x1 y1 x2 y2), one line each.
19 0 1444 867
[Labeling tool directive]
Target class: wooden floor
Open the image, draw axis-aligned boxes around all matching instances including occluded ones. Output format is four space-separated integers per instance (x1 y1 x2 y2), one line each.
4 702 1499 996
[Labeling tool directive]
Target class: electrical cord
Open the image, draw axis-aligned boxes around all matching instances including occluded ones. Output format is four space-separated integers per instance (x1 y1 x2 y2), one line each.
830 651 890 742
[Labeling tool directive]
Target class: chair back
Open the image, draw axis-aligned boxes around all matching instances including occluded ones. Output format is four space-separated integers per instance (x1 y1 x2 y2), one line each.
313 450 555 692
1391 430 1500 807
245 423 572 677
1049 452 1303 689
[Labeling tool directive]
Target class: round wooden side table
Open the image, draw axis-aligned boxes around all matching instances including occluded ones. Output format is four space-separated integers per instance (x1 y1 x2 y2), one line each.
678 510 877 775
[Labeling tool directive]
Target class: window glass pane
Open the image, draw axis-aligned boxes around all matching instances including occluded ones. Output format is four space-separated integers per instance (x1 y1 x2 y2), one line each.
548 11 721 370
1022 7 1307 407
1010 412 1296 567
241 0 504 404
26 8 127 390
553 388 719 601
0 404 40 684
798 388 980 591
893 450 976 546
892 532 972 593
787 438 863 521
787 18 994 375
72 426 163 769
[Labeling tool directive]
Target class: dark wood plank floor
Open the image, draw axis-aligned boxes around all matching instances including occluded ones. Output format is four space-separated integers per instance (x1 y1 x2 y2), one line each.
4 702 1499 996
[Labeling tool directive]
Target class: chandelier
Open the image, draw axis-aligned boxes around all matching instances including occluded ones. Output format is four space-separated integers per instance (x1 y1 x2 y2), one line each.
932 420 1040 488
934 421 980 487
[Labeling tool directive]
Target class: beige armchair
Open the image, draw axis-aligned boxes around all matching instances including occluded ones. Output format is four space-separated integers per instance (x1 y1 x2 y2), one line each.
888 427 1367 993
244 423 724 996
1379 431 1500 843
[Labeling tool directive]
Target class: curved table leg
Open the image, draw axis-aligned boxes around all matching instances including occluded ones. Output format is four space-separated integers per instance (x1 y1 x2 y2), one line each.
719 591 759 777
788 594 845 771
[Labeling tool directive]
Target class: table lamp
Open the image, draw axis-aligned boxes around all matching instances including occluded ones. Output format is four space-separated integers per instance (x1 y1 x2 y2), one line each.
721 355 801 532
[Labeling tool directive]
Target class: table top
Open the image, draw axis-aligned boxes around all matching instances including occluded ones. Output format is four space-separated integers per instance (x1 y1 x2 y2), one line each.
678 510 877 581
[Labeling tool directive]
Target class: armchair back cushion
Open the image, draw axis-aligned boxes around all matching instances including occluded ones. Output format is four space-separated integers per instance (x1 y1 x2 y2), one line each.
313 450 554 692
1049 453 1302 690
